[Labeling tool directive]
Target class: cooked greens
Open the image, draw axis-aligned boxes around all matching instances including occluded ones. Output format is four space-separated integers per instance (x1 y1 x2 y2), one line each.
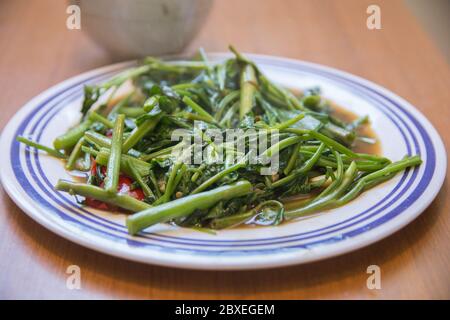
17 47 422 235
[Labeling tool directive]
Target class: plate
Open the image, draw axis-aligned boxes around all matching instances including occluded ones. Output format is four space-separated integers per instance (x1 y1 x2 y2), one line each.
0 54 446 270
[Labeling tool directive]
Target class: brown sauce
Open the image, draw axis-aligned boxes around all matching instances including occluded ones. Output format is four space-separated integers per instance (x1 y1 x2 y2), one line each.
288 88 381 155
329 102 381 155
283 192 319 211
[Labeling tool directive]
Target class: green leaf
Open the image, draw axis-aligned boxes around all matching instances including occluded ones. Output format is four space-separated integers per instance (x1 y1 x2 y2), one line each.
252 200 284 226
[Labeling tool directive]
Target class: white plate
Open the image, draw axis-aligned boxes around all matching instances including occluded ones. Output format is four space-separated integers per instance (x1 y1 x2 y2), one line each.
0 54 446 270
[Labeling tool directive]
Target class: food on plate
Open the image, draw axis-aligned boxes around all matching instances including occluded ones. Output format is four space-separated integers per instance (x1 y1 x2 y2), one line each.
17 47 422 235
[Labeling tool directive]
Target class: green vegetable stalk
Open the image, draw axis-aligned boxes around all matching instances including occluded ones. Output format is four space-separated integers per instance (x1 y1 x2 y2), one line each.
127 180 253 234
239 64 257 119
104 114 125 194
55 180 151 212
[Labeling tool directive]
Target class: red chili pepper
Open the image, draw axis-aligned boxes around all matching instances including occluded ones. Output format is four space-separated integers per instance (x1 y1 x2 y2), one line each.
85 197 116 211
105 129 113 138
90 159 97 176
128 188 145 201
117 176 132 194
89 159 106 179
118 175 145 201
85 171 145 210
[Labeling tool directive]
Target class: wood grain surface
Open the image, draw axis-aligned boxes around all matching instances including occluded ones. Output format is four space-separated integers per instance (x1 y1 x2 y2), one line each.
0 0 449 299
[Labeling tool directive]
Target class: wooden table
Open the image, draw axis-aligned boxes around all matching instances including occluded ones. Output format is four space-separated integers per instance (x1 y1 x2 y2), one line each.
0 0 449 299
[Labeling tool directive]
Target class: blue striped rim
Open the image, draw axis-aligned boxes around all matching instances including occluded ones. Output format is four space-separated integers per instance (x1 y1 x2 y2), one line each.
10 58 434 254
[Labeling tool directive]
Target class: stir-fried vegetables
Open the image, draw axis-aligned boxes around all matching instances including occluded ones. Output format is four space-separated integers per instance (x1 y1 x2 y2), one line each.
17 47 422 235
